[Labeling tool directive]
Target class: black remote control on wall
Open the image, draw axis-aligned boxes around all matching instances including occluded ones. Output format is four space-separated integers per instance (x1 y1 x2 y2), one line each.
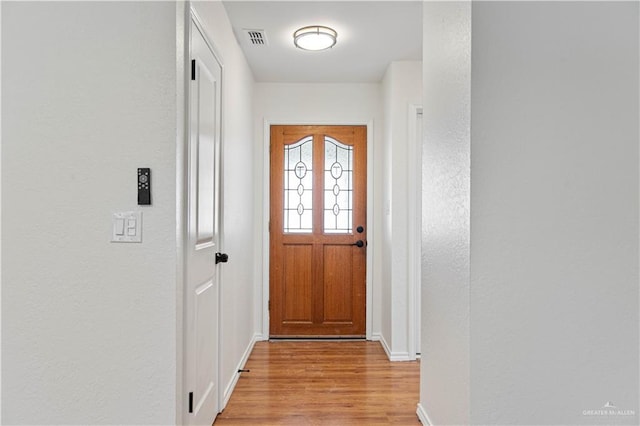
138 168 151 205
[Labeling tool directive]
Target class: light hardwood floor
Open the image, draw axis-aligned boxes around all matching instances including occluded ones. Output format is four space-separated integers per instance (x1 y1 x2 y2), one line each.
215 340 420 425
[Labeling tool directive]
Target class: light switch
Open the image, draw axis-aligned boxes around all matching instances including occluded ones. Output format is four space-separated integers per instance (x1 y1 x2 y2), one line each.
115 218 125 236
126 219 137 236
112 211 142 243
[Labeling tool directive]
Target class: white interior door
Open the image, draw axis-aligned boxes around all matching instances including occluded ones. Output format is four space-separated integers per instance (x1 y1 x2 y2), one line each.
184 18 222 426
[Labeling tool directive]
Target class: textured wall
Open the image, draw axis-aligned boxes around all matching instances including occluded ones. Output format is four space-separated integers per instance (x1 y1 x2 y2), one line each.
419 2 471 424
2 2 178 423
470 2 639 424
420 1 639 425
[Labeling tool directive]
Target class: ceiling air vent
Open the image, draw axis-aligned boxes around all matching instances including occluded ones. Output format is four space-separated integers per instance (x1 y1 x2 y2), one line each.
244 29 268 46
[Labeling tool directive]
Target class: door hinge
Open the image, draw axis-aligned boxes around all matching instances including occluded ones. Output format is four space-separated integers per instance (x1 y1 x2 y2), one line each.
188 392 193 413
268 220 271 232
191 59 196 81
268 300 271 311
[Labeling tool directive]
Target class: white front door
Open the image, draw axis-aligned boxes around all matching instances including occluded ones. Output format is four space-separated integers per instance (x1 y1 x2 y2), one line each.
184 17 223 426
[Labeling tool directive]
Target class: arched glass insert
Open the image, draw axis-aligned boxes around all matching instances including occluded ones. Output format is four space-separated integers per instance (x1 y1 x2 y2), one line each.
284 136 313 233
324 136 353 233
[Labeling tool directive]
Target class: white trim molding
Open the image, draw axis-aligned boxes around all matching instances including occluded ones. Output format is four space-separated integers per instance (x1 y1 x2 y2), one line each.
407 104 423 361
416 403 433 425
175 2 189 422
376 333 412 362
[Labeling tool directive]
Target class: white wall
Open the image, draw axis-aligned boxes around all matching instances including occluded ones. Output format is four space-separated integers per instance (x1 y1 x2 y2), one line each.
418 2 471 424
253 82 383 338
419 1 639 425
470 2 638 424
2 2 179 423
189 0 258 409
380 61 422 360
2 1 258 423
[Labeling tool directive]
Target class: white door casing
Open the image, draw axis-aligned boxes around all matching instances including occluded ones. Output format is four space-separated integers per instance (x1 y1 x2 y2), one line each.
408 105 423 358
260 120 375 340
184 16 223 426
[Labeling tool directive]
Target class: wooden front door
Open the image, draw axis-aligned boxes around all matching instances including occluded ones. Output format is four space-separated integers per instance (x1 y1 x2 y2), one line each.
270 125 367 337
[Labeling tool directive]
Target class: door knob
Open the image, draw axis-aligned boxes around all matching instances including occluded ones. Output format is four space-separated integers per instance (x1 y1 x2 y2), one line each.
356 226 365 233
215 252 229 264
353 240 365 248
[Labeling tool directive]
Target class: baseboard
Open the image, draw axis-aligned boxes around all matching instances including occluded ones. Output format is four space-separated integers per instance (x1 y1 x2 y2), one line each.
391 350 412 361
254 332 269 342
416 403 433 425
389 351 412 361
377 332 391 358
221 332 260 409
376 333 412 362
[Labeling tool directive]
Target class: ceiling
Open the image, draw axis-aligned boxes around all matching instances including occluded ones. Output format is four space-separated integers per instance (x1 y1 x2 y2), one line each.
222 1 422 83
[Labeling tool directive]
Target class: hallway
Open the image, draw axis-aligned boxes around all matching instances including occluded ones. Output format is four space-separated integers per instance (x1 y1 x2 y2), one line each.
3 2 638 424
215 341 420 425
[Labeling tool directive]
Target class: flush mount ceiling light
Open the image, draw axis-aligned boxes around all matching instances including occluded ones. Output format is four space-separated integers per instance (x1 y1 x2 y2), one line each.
293 25 337 51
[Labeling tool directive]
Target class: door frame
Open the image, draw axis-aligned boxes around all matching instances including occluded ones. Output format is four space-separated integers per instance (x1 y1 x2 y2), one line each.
407 104 423 361
261 120 375 340
177 5 225 423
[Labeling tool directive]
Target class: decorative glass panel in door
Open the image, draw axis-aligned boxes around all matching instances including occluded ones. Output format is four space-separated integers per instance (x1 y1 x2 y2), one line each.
283 136 313 233
324 136 353 234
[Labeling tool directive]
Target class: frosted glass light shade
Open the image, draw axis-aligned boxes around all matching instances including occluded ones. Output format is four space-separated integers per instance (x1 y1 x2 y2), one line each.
293 26 337 51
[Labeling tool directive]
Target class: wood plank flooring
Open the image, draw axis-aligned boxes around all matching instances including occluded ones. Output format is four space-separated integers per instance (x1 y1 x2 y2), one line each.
214 341 420 425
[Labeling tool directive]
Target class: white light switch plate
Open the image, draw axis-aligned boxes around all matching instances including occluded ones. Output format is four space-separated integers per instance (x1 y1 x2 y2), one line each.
111 211 142 243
